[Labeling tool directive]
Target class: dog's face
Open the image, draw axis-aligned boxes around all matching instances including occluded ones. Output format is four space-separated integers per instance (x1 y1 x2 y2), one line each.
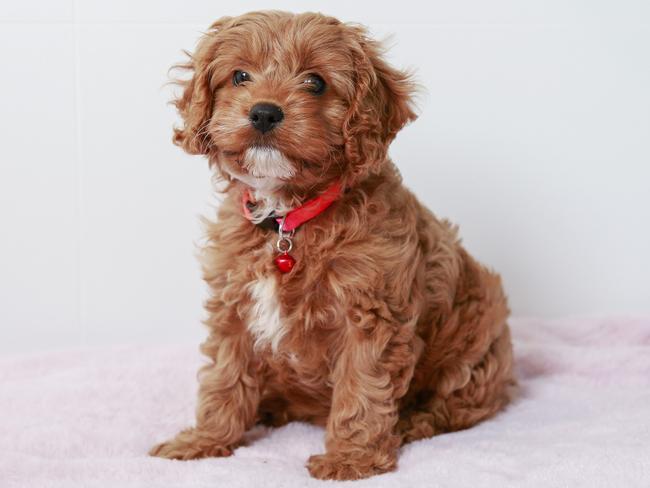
173 11 416 195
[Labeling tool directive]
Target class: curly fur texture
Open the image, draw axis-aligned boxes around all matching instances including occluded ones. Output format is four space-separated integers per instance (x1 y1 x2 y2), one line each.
149 11 515 480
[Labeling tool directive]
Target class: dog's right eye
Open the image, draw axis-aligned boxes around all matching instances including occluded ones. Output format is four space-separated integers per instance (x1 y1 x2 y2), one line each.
233 70 251 86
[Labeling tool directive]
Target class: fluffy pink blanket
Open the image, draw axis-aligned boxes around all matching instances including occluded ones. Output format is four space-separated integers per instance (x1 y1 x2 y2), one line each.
2 317 649 487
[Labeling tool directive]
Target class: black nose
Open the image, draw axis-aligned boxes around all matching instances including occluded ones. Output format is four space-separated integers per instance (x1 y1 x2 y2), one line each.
249 103 284 133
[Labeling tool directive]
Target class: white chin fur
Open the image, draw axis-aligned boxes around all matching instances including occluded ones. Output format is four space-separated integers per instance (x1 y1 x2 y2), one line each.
221 147 293 223
243 146 295 181
225 169 282 192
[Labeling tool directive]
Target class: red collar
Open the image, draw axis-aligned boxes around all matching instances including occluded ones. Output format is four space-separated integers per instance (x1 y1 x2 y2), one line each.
242 181 342 232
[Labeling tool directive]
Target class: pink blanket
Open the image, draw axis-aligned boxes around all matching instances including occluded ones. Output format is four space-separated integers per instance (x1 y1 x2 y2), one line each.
2 317 649 487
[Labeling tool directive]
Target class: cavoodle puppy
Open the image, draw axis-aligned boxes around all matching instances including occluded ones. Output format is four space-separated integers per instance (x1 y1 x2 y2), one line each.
150 10 514 480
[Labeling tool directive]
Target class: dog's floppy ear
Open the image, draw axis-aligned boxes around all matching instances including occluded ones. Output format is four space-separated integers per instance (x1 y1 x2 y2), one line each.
342 27 417 182
172 17 232 155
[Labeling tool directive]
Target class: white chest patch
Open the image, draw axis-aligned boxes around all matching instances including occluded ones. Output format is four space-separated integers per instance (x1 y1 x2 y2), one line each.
247 276 285 352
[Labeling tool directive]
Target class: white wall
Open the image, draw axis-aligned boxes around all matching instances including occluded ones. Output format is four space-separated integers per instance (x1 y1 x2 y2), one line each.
1 1 649 354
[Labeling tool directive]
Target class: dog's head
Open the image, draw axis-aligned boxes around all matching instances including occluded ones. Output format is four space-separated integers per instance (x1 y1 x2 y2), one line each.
173 11 416 196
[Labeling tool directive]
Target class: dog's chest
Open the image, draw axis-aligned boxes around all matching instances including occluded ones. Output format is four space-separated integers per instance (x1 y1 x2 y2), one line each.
247 275 286 352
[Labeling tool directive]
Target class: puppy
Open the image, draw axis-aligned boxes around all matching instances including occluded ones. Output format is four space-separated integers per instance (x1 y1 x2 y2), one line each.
150 11 514 480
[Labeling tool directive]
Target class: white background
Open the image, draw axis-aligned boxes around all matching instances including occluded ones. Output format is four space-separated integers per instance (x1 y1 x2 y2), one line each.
1 1 649 354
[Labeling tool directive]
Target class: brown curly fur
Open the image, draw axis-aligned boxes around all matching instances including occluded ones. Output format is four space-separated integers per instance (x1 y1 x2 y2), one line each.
149 11 515 480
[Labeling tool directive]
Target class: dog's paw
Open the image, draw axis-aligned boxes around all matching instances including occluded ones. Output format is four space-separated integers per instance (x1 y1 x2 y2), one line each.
149 428 232 460
307 452 395 481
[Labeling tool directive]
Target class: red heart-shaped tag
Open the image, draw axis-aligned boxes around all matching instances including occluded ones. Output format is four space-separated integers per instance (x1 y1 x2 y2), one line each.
274 253 296 273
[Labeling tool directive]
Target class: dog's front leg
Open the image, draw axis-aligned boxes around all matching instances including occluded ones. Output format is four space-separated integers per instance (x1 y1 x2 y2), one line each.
150 319 259 460
307 305 416 480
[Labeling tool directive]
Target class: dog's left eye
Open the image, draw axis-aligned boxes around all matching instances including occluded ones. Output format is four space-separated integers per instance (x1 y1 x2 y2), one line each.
302 74 326 95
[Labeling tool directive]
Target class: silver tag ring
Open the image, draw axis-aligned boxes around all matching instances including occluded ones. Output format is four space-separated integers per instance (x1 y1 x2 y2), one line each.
276 236 293 253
